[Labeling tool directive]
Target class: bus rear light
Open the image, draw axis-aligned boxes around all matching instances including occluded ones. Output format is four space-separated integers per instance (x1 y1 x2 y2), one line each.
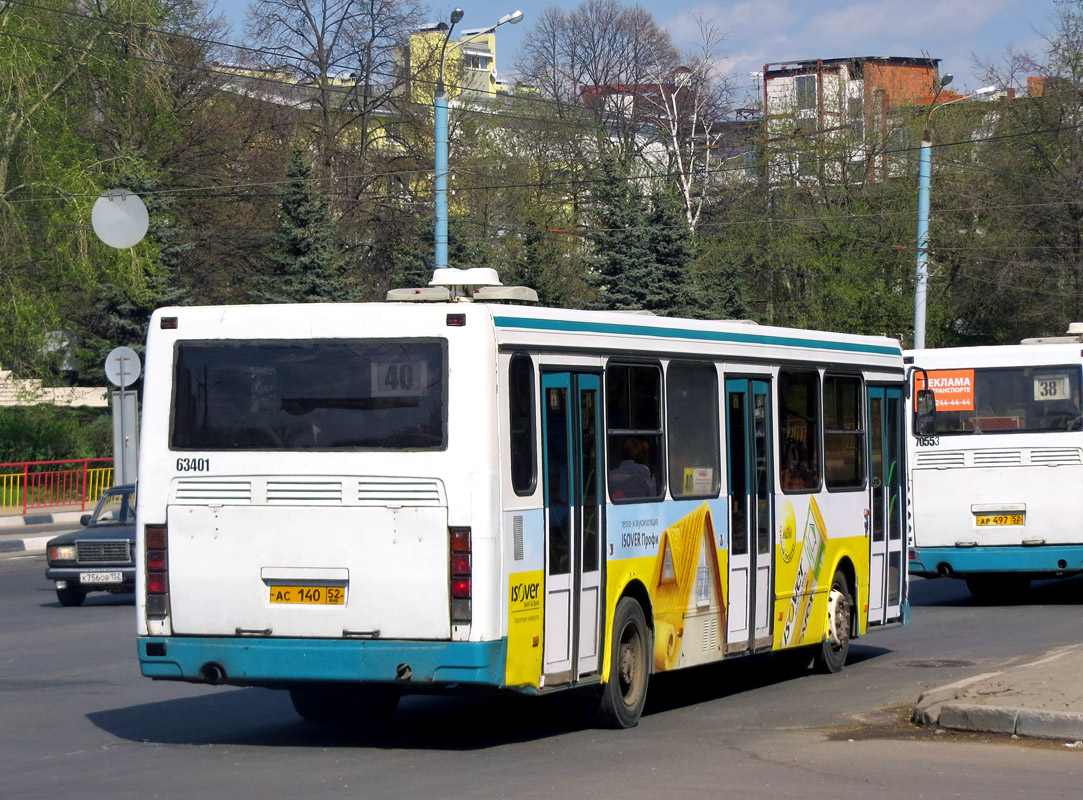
450 528 470 553
146 525 167 549
146 548 167 572
449 527 471 624
144 524 170 617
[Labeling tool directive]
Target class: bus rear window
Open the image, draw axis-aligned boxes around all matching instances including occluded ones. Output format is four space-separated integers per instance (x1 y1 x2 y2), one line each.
171 340 447 450
926 365 1082 435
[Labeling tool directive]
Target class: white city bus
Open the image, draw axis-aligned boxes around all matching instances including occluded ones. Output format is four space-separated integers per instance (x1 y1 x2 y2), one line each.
906 327 1083 599
136 270 908 728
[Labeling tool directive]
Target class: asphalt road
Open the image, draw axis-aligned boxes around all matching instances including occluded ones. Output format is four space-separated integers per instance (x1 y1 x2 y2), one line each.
2 553 1081 800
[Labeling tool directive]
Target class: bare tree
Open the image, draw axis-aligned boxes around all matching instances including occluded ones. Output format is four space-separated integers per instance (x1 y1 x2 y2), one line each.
246 0 425 172
515 0 679 147
639 17 738 229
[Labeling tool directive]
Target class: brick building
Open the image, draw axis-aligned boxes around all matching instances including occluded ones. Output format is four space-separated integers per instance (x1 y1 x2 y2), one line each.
762 56 950 185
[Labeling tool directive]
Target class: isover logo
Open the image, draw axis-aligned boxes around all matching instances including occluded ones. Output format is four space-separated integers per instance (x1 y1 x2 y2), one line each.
511 580 541 606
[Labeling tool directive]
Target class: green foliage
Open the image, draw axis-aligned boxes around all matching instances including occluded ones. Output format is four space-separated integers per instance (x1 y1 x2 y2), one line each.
646 187 703 318
0 406 112 463
692 239 748 321
585 156 706 316
504 208 592 308
585 156 654 309
251 147 349 303
8 0 1083 401
1 0 200 383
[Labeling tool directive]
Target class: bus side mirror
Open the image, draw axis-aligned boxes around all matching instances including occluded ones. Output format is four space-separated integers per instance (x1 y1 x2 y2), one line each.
915 389 937 436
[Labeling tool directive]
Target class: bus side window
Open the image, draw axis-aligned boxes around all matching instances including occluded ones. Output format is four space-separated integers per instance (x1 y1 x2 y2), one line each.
666 361 720 498
606 363 665 502
509 353 537 495
823 374 865 490
778 370 821 492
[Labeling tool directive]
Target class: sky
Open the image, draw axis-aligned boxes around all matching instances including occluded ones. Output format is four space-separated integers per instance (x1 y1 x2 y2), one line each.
211 0 1062 100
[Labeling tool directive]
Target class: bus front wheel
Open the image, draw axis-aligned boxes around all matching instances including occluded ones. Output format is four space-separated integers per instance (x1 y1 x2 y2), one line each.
596 597 650 729
814 570 852 674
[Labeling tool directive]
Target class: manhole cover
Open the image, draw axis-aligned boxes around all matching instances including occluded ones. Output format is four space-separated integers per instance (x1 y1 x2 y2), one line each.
902 659 974 668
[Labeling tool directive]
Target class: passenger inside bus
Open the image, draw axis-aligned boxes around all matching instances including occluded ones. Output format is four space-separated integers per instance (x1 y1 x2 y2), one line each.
608 438 657 499
780 437 814 491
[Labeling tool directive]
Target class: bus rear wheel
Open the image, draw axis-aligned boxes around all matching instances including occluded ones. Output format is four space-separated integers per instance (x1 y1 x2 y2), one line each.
966 573 1029 602
595 597 649 729
814 570 852 674
289 684 400 724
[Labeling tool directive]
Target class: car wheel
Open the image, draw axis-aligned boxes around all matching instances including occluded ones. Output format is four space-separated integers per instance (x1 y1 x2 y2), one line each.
56 584 87 607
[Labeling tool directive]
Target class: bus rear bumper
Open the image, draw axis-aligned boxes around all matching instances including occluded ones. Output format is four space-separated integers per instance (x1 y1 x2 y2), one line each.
909 544 1083 577
138 636 509 691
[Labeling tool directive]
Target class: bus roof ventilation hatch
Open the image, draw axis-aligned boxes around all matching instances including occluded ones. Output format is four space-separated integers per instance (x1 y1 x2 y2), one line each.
1020 322 1083 345
386 267 538 304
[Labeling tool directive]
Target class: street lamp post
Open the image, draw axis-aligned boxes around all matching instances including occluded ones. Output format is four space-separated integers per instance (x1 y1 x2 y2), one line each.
913 76 997 349
434 8 523 270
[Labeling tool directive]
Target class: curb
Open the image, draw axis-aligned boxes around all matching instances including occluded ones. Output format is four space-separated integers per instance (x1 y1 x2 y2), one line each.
911 672 1003 725
937 703 1083 741
0 535 53 555
0 511 85 529
913 645 1083 741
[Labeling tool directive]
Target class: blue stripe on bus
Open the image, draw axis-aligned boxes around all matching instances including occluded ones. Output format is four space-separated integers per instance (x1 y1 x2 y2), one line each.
138 637 511 690
909 545 1083 576
493 316 902 357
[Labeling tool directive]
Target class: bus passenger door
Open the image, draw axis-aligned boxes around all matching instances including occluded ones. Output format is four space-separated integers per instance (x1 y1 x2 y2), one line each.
725 378 775 652
541 372 603 685
867 386 905 624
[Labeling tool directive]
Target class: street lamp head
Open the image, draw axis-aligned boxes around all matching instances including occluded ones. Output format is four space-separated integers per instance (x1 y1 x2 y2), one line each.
938 73 953 89
500 10 524 25
974 85 998 97
450 8 464 24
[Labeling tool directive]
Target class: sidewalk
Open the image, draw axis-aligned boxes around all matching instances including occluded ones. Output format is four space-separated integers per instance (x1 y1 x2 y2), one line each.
913 643 1083 742
0 506 85 554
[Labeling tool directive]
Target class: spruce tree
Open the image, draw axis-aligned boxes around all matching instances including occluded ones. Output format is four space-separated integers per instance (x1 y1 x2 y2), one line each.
646 187 702 318
586 156 659 310
251 147 346 303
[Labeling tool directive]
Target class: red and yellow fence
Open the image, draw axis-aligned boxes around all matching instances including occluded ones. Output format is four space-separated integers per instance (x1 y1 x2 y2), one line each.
0 459 115 514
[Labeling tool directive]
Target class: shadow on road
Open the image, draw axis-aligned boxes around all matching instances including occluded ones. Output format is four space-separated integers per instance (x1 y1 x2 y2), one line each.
88 641 898 750
89 687 598 750
39 592 134 609
910 573 1083 608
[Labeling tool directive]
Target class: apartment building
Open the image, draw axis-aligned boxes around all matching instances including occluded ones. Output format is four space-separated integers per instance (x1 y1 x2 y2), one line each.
762 56 947 185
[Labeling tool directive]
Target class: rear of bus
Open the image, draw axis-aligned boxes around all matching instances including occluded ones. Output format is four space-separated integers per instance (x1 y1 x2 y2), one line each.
906 343 1083 596
136 303 508 712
